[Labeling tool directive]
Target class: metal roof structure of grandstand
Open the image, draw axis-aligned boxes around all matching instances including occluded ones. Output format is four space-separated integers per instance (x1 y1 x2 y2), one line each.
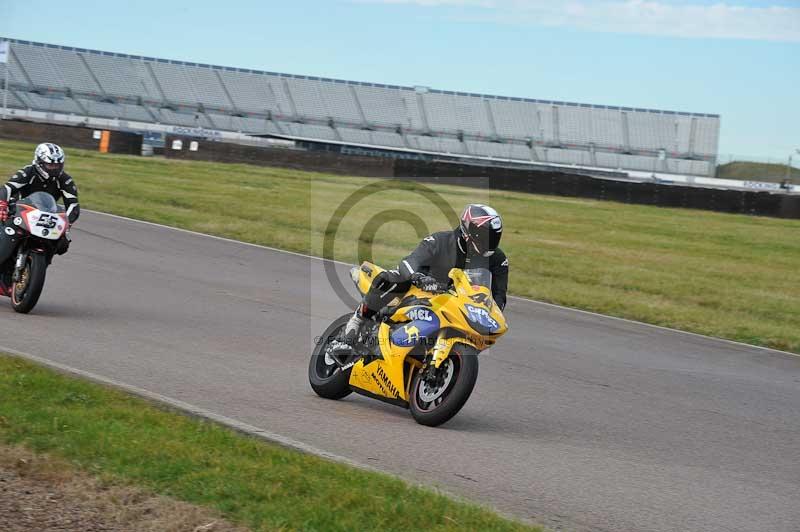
4 37 719 118
0 37 722 176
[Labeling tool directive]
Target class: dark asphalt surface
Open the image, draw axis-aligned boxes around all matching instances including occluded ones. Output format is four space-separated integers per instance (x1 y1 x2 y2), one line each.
1 211 799 532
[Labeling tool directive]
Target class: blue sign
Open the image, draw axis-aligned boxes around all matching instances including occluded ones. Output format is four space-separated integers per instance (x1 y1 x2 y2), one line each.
391 310 441 347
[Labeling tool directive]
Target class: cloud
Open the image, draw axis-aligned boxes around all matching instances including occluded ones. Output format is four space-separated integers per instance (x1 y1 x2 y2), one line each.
359 1 800 42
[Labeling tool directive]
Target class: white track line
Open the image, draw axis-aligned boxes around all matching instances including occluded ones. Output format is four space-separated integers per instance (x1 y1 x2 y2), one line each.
86 209 800 359
0 345 517 522
0 345 370 471
1 209 792 529
85 209 352 266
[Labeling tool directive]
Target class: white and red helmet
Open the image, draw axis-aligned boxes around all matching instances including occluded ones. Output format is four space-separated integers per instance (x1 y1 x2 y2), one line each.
33 143 65 181
459 204 502 257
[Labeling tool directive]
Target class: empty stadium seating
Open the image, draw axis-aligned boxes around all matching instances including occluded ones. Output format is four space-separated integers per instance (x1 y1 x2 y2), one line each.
0 38 721 175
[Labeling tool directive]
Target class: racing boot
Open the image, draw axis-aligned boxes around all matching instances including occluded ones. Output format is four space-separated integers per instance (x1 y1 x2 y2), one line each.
343 304 367 346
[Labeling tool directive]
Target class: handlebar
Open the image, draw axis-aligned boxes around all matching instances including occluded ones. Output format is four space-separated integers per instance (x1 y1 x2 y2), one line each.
411 278 450 294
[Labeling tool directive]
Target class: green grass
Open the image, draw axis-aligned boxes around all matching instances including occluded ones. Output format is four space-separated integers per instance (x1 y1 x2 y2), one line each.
1 139 799 352
0 354 535 532
716 161 800 182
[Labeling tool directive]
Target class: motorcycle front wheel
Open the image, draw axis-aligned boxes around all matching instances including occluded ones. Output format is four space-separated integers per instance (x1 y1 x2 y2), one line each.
11 252 47 314
409 344 479 427
308 314 354 400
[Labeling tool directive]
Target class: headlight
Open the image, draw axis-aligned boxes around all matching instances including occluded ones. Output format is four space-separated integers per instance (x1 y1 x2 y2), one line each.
463 304 500 334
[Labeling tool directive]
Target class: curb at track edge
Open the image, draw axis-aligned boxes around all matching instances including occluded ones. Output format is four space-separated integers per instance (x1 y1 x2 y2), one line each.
0 346 366 468
0 345 535 528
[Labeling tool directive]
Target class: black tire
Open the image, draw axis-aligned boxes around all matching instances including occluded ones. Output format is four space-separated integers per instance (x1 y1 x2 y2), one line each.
11 252 47 314
409 344 479 427
308 314 354 400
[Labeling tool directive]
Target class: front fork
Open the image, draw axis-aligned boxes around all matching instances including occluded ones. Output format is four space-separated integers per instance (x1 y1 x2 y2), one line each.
430 331 459 368
12 248 28 283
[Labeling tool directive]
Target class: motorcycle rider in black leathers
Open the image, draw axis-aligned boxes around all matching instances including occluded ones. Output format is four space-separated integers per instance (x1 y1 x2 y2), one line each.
344 203 509 344
0 143 79 295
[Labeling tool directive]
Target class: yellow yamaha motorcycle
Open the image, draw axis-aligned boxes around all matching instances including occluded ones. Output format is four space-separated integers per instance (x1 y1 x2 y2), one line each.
309 261 508 426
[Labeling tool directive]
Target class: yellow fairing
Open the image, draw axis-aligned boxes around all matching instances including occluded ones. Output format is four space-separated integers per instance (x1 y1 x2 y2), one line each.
347 262 509 403
351 262 386 296
348 323 414 402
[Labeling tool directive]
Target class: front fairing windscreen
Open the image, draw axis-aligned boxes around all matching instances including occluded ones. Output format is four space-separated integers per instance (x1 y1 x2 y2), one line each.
465 268 492 290
19 192 59 212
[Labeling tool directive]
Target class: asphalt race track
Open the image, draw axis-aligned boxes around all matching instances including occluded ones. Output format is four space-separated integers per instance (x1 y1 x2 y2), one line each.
2 211 799 532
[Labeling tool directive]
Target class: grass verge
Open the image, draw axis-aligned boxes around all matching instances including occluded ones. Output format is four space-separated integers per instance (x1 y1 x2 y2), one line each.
0 354 536 531
1 139 798 352
0 443 245 531
716 161 800 182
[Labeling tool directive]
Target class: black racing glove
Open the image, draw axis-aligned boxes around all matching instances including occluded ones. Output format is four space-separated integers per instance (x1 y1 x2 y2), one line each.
373 269 404 288
411 272 439 293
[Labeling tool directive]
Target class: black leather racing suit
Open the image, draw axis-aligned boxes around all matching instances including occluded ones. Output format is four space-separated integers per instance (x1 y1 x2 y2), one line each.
362 228 509 314
0 165 80 266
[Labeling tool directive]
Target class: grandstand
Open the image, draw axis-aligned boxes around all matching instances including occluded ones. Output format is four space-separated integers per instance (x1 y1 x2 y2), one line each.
0 38 720 176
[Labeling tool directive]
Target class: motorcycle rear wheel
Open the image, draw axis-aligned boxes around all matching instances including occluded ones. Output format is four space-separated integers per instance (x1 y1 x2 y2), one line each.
409 345 479 427
308 314 354 400
11 253 47 314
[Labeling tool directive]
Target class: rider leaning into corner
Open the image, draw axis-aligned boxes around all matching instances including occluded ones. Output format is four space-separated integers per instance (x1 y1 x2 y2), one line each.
0 143 80 295
344 203 509 344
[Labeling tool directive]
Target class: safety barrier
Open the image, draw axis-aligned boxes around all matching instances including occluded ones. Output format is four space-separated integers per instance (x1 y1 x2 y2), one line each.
164 135 799 219
0 119 142 155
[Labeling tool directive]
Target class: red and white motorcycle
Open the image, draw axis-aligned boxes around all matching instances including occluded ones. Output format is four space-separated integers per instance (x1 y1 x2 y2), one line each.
1 192 69 313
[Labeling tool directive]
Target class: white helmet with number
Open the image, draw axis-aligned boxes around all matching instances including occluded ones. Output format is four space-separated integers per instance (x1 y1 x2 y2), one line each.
33 143 65 181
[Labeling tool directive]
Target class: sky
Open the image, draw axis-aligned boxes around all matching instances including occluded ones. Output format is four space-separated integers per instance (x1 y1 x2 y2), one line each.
0 0 798 160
